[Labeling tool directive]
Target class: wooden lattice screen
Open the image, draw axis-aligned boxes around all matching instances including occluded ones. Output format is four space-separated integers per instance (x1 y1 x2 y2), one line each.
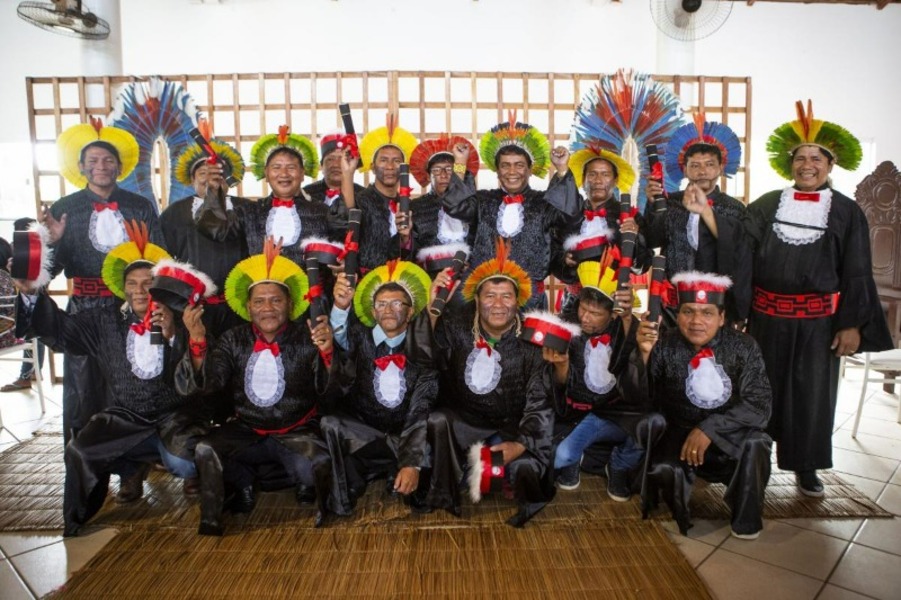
26 70 752 213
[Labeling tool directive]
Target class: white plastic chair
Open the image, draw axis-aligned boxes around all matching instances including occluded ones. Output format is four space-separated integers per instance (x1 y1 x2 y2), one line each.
850 349 901 439
0 295 46 440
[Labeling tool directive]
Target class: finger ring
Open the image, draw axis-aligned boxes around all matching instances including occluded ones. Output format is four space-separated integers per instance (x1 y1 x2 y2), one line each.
691 450 697 454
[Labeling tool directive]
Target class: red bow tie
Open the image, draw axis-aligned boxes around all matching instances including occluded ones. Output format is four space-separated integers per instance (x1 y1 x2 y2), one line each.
503 194 524 205
475 337 493 356
793 191 820 202
389 199 398 214
589 333 611 348
584 208 607 220
272 197 295 208
690 347 715 369
325 188 341 199
93 201 118 212
374 353 406 371
253 338 281 357
130 310 153 336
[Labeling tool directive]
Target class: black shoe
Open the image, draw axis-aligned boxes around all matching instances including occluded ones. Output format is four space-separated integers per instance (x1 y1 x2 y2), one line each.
227 485 256 513
796 470 825 498
605 464 632 502
295 484 316 505
116 464 149 504
63 522 80 538
385 475 399 497
198 520 224 536
555 463 581 490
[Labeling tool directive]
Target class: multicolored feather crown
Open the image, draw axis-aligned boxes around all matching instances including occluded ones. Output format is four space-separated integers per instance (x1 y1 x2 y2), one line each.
570 69 683 208
56 117 140 188
359 114 419 172
353 260 432 328
101 220 171 300
767 100 862 180
225 237 310 321
568 144 636 192
576 246 639 307
409 135 480 187
462 238 532 307
665 113 741 184
174 118 246 187
480 111 550 177
249 125 319 181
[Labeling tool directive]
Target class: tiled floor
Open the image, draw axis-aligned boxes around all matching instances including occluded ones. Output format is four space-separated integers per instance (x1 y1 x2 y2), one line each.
0 359 899 599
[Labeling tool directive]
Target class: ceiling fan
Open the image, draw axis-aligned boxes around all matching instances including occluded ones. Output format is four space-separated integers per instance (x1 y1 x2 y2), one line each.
650 0 734 42
17 0 111 40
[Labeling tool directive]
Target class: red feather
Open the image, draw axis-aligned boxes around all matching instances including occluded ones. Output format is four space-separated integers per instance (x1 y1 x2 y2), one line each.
277 125 290 145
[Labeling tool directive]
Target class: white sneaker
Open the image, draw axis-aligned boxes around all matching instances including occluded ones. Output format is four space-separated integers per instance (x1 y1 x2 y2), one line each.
730 529 760 540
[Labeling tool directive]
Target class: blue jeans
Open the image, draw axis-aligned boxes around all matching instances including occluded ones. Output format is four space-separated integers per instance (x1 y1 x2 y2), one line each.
554 413 643 472
117 433 197 479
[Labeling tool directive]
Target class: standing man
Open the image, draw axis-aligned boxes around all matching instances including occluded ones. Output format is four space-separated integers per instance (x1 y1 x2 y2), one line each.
303 132 365 238
324 261 437 515
746 102 892 496
43 119 163 443
442 113 582 310
645 114 750 322
425 240 555 526
632 272 773 539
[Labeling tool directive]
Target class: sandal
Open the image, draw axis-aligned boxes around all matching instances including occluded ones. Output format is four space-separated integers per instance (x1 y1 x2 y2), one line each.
0 378 32 392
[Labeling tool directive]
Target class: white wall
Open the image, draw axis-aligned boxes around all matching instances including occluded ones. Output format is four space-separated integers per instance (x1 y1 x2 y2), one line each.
1 0 899 224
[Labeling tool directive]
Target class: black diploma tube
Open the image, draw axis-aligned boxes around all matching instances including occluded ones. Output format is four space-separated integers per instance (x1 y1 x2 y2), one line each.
429 250 467 317
306 257 324 323
188 127 240 187
339 103 356 135
344 208 362 287
646 144 667 214
619 193 633 223
148 299 165 345
398 164 411 215
646 255 667 323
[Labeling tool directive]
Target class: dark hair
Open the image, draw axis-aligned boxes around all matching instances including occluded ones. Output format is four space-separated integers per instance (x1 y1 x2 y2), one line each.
426 152 454 172
0 238 11 274
495 145 532 167
684 143 722 164
79 141 121 165
582 157 619 181
372 144 404 164
13 217 36 232
265 147 304 168
790 145 835 163
478 276 517 296
374 282 412 305
578 287 614 313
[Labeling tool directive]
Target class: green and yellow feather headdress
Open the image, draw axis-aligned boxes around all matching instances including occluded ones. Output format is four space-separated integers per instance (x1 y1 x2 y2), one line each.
767 100 861 180
174 117 245 187
225 237 310 321
359 113 419 172
101 220 171 300
353 259 432 327
249 125 319 181
480 110 551 178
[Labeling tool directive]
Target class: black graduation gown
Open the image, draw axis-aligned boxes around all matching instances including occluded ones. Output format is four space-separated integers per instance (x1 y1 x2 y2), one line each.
425 304 555 522
323 313 438 515
303 179 364 240
644 187 751 322
442 172 582 299
23 294 204 534
160 194 249 336
745 187 893 471
176 321 333 525
48 185 163 442
410 190 474 250
355 185 409 273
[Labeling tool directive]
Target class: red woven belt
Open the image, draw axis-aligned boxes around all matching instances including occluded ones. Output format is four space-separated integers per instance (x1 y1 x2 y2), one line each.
752 287 839 319
72 277 113 297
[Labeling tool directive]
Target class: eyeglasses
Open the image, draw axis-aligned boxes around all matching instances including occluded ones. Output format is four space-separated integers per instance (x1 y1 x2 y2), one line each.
429 166 454 176
374 299 411 311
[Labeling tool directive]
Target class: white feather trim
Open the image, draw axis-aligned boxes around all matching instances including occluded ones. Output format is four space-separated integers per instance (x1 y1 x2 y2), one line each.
152 258 218 298
467 443 486 503
670 271 733 290
563 232 608 251
416 242 470 262
29 224 55 291
522 310 582 338
299 236 344 251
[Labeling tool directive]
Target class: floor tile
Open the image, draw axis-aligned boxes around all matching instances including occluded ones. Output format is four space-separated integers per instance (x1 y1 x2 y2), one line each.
831 429 901 462
0 559 34 600
829 543 901 600
666 531 715 568
892 469 901 487
817 583 881 600
840 416 901 440
833 473 886 502
696 548 822 600
854 517 901 555
876 484 901 516
831 448 899 483
0 532 64 558
660 517 732 546
777 518 863 542
720 520 848 580
9 528 117 599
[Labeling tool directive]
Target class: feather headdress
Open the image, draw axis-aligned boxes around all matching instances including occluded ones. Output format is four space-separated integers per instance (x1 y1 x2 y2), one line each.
409 135 480 187
359 113 419 172
174 117 245 187
462 238 532 307
568 142 636 192
56 117 140 188
225 237 310 321
576 246 639 307
570 69 683 209
249 125 319 181
480 111 550 177
767 100 862 180
101 220 171 300
664 112 741 185
353 259 432 327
